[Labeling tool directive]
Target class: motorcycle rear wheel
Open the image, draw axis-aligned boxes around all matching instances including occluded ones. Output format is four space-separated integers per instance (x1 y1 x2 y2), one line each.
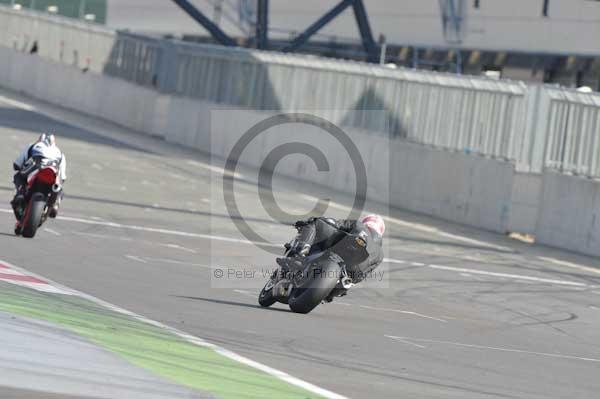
22 195 45 238
288 261 339 314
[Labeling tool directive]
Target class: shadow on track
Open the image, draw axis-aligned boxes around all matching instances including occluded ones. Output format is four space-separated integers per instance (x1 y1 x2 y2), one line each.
0 185 287 226
0 107 157 155
172 295 291 313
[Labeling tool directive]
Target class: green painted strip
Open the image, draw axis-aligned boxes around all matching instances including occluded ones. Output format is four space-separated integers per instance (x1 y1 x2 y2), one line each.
0 283 322 399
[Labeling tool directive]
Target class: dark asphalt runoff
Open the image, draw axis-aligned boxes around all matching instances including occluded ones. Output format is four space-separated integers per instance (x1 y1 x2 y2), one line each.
0 89 599 399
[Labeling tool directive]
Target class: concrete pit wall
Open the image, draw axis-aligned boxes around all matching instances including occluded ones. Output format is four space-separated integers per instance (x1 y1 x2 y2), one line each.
508 172 543 236
536 171 600 258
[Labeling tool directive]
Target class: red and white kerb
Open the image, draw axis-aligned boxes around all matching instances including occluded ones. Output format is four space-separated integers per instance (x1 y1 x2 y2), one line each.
0 262 72 295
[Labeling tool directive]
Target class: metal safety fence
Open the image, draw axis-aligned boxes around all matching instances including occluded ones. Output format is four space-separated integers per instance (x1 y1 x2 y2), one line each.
135 39 529 166
540 88 600 177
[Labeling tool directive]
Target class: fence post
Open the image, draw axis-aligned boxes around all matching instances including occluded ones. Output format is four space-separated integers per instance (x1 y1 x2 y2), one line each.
156 40 177 93
523 85 549 173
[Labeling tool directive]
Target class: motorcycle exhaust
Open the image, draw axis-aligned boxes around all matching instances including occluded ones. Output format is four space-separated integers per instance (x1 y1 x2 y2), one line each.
341 276 353 289
52 184 62 193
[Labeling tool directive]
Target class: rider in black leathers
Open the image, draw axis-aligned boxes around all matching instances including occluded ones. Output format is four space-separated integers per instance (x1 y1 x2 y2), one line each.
280 214 385 301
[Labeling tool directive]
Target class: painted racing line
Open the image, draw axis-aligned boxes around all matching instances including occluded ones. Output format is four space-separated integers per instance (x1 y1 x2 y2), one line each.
0 259 346 399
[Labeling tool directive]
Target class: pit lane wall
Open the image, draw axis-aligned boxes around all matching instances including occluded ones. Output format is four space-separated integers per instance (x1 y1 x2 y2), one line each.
535 172 600 258
0 46 515 234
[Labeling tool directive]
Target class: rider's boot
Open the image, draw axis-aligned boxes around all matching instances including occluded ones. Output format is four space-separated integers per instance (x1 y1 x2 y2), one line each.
14 221 22 236
48 190 63 219
323 288 348 303
48 202 59 218
10 193 24 220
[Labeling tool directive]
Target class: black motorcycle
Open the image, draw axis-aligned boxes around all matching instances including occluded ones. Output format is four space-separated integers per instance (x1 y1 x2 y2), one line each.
259 230 369 314
14 157 62 238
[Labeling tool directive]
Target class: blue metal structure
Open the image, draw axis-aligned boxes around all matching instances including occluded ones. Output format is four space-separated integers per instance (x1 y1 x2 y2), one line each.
170 0 237 46
282 0 378 62
255 0 268 49
282 0 354 53
170 0 378 62
438 0 464 44
438 0 464 74
351 0 378 62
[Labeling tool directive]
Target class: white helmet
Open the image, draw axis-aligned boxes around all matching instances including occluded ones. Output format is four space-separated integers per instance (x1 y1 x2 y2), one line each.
360 214 385 237
37 133 56 146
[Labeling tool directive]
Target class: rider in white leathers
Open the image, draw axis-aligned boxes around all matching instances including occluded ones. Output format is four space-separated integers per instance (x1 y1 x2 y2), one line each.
11 133 67 221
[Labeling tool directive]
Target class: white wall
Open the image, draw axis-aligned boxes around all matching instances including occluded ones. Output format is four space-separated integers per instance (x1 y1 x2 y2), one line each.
0 6 115 72
0 46 515 234
536 171 600 257
391 142 515 233
508 172 542 235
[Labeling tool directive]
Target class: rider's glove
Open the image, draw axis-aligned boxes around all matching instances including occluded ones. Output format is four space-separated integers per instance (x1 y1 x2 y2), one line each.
288 238 310 256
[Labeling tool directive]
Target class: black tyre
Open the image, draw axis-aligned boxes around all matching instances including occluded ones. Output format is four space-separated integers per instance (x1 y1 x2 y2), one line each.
258 273 277 307
288 261 339 314
22 194 45 238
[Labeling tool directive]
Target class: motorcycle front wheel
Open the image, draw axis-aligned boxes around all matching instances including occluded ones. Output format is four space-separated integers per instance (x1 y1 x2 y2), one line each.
258 272 277 307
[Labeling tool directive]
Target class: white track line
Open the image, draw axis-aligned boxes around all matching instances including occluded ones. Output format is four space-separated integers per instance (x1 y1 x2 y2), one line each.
538 256 600 276
73 231 198 255
130 256 215 269
0 94 35 111
0 259 348 399
426 263 587 287
44 228 61 236
124 255 148 264
332 301 447 322
0 209 280 248
0 209 588 287
385 335 600 363
385 259 406 264
164 243 197 254
186 160 244 179
385 336 426 349
384 257 589 287
358 304 447 322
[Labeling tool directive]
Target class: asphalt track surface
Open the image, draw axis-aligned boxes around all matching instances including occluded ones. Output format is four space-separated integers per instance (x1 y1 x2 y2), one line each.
1 90 600 399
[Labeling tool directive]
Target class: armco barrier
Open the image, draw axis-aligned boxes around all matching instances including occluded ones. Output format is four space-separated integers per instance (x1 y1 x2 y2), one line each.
0 46 515 234
536 171 600 258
